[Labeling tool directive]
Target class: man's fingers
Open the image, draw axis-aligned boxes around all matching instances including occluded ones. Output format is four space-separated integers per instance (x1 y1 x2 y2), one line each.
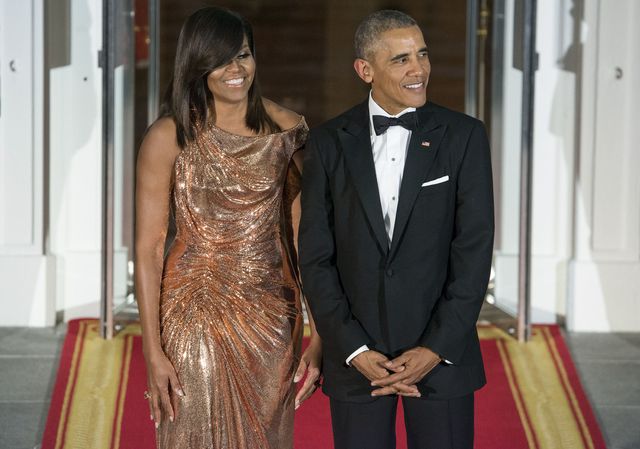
397 390 421 397
384 364 405 373
373 365 392 380
384 354 410 370
371 370 409 387
294 358 308 383
356 363 389 383
393 383 421 397
371 385 398 396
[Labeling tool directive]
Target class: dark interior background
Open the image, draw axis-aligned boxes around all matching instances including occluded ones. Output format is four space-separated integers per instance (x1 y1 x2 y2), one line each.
156 0 467 127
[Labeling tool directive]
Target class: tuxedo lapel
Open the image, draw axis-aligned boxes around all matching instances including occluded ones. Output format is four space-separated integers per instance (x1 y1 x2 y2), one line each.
389 105 446 259
339 103 389 254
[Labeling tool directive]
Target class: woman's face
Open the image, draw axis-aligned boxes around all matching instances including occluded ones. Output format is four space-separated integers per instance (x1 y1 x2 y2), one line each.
207 37 255 106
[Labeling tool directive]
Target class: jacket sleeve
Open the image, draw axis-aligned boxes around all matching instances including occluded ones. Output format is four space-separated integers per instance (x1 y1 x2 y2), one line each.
298 130 370 363
420 121 495 364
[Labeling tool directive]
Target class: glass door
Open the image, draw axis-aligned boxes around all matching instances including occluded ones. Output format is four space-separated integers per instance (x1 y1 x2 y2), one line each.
468 0 537 341
101 0 150 338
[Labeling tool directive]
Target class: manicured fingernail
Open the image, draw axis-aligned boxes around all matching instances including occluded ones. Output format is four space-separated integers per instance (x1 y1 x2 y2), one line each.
295 401 300 409
178 389 185 397
170 416 174 422
294 375 301 383
155 421 159 429
150 415 154 421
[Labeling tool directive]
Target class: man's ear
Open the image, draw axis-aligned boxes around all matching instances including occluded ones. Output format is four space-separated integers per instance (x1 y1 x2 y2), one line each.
353 58 373 83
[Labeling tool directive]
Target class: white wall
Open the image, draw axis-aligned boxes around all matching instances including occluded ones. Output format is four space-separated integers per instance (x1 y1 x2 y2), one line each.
493 0 640 331
568 0 640 331
48 0 103 322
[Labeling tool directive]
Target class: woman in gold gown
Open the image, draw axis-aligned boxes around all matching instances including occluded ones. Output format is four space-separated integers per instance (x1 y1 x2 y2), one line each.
134 7 321 448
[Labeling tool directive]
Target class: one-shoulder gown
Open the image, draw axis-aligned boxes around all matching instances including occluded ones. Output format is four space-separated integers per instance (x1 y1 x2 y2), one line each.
157 119 308 448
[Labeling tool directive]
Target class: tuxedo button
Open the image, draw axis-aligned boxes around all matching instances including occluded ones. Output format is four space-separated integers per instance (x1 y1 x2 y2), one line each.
386 268 394 277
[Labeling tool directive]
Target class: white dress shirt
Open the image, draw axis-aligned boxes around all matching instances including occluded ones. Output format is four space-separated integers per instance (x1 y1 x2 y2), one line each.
369 95 415 243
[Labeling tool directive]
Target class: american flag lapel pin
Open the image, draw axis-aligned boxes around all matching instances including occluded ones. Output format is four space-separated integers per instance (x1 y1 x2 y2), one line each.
421 141 431 148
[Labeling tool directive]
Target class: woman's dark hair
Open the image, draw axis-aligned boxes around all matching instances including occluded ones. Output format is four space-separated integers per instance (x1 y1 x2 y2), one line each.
161 7 280 147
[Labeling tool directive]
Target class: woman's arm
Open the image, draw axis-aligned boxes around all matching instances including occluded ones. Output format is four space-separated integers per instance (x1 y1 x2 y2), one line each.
135 117 182 426
289 147 323 409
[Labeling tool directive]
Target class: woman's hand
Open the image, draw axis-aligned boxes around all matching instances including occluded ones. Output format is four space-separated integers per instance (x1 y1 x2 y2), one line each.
144 348 184 427
293 335 322 409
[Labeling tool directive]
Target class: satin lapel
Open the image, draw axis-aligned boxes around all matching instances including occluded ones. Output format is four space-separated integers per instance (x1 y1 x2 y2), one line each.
389 107 446 259
339 106 389 255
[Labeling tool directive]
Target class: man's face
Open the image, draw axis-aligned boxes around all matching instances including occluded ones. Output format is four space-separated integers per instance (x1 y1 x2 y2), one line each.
358 26 430 115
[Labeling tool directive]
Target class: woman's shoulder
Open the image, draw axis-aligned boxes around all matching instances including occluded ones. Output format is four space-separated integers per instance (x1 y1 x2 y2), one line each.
263 98 303 131
139 116 181 163
147 116 177 140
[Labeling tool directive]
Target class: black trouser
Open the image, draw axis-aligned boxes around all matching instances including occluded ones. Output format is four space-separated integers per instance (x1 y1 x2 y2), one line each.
329 393 474 449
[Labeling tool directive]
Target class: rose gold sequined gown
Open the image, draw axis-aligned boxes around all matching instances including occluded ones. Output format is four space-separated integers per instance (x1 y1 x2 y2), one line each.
157 118 308 449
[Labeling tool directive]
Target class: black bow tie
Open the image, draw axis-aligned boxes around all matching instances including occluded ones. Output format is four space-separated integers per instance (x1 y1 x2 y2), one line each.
372 112 418 135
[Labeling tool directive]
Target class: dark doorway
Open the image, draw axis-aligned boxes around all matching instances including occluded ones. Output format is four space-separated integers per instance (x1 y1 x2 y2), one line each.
157 1 467 126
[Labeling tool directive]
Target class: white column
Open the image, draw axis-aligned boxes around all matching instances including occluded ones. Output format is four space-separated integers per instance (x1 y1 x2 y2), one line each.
0 0 54 326
492 0 523 318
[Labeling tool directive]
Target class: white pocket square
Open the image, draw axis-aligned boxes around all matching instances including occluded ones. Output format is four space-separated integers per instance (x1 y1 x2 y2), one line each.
421 175 449 187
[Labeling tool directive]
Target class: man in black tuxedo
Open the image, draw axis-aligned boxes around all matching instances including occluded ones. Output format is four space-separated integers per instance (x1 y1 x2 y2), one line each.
298 10 494 449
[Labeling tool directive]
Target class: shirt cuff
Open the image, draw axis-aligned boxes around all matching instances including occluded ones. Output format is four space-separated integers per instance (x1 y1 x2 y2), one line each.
346 345 369 365
443 358 453 365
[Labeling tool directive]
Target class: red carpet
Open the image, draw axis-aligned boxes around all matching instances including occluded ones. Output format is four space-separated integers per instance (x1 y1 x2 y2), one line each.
42 320 607 449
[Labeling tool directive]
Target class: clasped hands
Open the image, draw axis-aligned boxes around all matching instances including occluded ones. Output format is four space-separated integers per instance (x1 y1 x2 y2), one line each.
351 347 442 398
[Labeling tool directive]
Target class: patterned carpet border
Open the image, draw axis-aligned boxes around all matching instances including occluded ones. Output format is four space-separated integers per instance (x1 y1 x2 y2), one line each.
41 320 607 449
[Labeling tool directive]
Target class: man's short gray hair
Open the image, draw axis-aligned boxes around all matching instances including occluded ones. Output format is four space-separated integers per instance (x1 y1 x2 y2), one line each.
354 10 417 60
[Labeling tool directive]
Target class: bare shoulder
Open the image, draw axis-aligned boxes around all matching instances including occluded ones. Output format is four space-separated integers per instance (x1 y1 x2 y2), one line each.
263 98 302 130
138 116 181 167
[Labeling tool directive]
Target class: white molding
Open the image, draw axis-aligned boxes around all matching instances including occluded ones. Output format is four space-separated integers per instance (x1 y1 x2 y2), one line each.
0 255 55 326
569 260 640 331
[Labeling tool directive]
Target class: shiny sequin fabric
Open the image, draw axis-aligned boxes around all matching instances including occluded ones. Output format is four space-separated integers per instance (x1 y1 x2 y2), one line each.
158 118 308 448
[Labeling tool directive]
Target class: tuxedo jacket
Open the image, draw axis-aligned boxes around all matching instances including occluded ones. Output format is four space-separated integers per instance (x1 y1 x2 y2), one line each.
298 100 494 402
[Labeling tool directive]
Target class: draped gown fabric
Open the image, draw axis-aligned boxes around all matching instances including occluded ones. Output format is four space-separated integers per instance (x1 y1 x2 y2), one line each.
157 118 308 449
